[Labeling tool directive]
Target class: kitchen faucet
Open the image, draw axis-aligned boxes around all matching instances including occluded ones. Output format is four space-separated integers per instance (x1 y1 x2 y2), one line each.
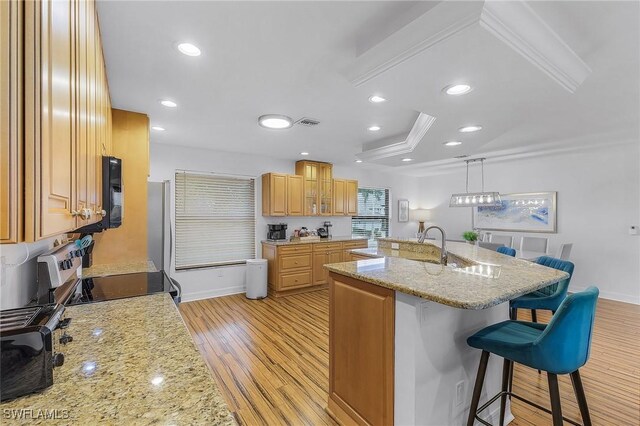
418 226 448 266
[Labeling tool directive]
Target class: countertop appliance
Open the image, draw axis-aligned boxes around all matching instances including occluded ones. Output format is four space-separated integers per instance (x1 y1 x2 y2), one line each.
0 303 69 401
320 221 332 239
267 223 288 241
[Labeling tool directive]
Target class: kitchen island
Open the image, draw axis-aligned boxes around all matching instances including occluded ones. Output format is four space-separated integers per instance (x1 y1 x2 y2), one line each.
324 238 569 426
0 294 236 425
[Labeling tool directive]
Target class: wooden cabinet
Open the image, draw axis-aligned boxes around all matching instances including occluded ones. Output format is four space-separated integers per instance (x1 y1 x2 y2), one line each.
262 173 287 216
346 179 358 216
1 0 112 243
295 160 333 215
0 0 23 243
263 239 368 297
333 178 358 217
333 179 346 215
262 173 304 216
313 243 343 286
286 174 303 216
328 273 395 426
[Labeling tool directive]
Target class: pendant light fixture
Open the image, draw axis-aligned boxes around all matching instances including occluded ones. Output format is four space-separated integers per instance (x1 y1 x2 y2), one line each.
449 158 501 207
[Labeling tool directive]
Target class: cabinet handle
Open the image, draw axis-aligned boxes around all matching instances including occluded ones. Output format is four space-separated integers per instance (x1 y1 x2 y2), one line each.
95 209 107 216
70 210 81 217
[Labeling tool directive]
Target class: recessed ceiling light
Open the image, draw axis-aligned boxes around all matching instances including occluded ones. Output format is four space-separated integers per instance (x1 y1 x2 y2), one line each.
177 42 201 57
368 95 387 103
444 141 462 146
368 125 381 132
444 84 472 96
459 125 483 133
258 114 293 129
151 126 165 131
160 100 177 108
300 152 309 156
401 158 413 162
355 159 363 163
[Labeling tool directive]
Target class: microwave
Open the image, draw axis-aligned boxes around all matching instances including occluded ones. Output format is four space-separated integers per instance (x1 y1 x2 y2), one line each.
74 156 122 233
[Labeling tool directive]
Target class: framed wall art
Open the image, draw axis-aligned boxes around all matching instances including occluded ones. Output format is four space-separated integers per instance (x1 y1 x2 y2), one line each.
398 199 409 222
472 192 557 233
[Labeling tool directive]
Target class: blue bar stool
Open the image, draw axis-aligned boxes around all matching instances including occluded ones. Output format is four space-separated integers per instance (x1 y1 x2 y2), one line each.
496 246 516 257
466 287 599 426
510 256 574 323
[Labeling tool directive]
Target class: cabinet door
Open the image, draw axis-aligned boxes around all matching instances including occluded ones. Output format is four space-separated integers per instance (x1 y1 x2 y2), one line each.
32 0 77 238
312 250 328 285
270 174 287 216
286 175 303 216
346 180 358 216
319 163 333 215
0 0 22 243
333 179 346 215
303 162 317 215
74 0 89 227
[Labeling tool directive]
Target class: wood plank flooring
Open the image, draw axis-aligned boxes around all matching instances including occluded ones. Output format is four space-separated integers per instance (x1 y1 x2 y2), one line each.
180 290 640 425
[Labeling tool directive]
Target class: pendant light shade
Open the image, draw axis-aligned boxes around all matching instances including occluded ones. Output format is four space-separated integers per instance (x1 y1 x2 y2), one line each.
449 158 502 207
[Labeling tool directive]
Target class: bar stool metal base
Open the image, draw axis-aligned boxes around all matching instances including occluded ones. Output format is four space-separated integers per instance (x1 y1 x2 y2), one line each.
471 389 583 426
467 352 592 426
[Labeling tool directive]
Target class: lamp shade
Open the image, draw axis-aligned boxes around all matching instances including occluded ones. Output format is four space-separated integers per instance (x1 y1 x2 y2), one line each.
411 209 431 222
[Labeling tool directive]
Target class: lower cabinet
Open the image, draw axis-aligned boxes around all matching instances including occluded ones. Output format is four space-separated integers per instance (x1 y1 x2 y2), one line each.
327 272 395 425
262 239 368 297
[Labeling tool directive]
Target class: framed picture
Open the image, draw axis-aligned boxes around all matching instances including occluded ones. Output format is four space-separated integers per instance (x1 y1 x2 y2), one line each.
398 199 409 222
473 192 557 233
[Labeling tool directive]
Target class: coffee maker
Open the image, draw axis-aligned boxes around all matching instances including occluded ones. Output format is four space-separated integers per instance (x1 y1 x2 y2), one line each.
267 223 288 240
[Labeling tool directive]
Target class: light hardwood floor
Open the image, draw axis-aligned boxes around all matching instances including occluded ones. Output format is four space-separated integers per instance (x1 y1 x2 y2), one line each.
180 290 640 425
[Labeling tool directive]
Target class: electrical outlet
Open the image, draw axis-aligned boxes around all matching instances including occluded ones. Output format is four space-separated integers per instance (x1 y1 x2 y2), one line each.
391 242 400 250
630 225 639 236
455 381 465 407
217 269 224 278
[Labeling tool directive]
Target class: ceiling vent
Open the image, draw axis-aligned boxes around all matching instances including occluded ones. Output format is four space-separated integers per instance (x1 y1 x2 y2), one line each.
295 118 320 127
454 154 469 159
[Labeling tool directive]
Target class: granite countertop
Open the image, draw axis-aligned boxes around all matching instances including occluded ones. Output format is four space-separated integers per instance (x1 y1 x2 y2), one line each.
261 236 368 246
82 260 157 279
0 294 236 425
324 238 569 310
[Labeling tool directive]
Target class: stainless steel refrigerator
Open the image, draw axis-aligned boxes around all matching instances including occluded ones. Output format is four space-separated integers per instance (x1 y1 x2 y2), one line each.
148 181 172 272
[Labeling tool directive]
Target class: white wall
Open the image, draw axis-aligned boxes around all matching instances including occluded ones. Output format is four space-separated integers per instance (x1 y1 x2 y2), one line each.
418 142 640 304
0 236 61 309
150 143 421 301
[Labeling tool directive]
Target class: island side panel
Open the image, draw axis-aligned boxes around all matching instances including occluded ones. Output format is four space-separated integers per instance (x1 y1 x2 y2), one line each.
394 292 513 425
328 272 395 426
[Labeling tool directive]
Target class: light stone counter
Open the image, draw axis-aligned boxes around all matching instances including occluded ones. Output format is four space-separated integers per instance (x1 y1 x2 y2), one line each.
82 260 157 279
0 294 236 425
325 238 568 310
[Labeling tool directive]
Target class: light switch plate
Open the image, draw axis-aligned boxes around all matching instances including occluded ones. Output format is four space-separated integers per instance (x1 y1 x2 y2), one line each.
630 225 639 235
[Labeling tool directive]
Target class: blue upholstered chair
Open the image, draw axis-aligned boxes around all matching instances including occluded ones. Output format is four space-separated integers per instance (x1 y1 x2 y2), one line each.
510 256 574 323
497 246 516 257
466 287 599 426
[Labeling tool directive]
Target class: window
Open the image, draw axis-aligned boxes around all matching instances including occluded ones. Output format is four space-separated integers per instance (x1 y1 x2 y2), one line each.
351 187 390 245
175 172 255 269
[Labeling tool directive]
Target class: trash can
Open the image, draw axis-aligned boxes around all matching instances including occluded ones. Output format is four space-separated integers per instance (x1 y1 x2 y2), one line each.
246 259 268 299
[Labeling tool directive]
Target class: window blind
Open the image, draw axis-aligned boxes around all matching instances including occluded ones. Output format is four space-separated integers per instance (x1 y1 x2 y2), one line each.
175 172 256 269
351 187 390 244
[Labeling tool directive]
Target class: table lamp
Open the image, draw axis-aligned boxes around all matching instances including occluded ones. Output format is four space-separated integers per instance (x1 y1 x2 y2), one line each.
412 209 431 234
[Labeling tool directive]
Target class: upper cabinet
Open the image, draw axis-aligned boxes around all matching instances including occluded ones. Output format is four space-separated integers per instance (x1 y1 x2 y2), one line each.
0 0 23 243
295 160 334 216
1 0 111 243
262 161 357 217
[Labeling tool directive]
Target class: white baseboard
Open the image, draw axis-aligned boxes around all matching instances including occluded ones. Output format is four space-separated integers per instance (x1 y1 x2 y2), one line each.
570 285 640 305
181 285 246 303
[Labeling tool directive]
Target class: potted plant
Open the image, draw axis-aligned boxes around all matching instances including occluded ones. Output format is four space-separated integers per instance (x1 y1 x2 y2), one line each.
463 231 479 245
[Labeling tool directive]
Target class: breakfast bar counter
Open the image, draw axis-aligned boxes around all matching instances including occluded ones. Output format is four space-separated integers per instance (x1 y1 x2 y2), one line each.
0 294 236 425
324 238 568 426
